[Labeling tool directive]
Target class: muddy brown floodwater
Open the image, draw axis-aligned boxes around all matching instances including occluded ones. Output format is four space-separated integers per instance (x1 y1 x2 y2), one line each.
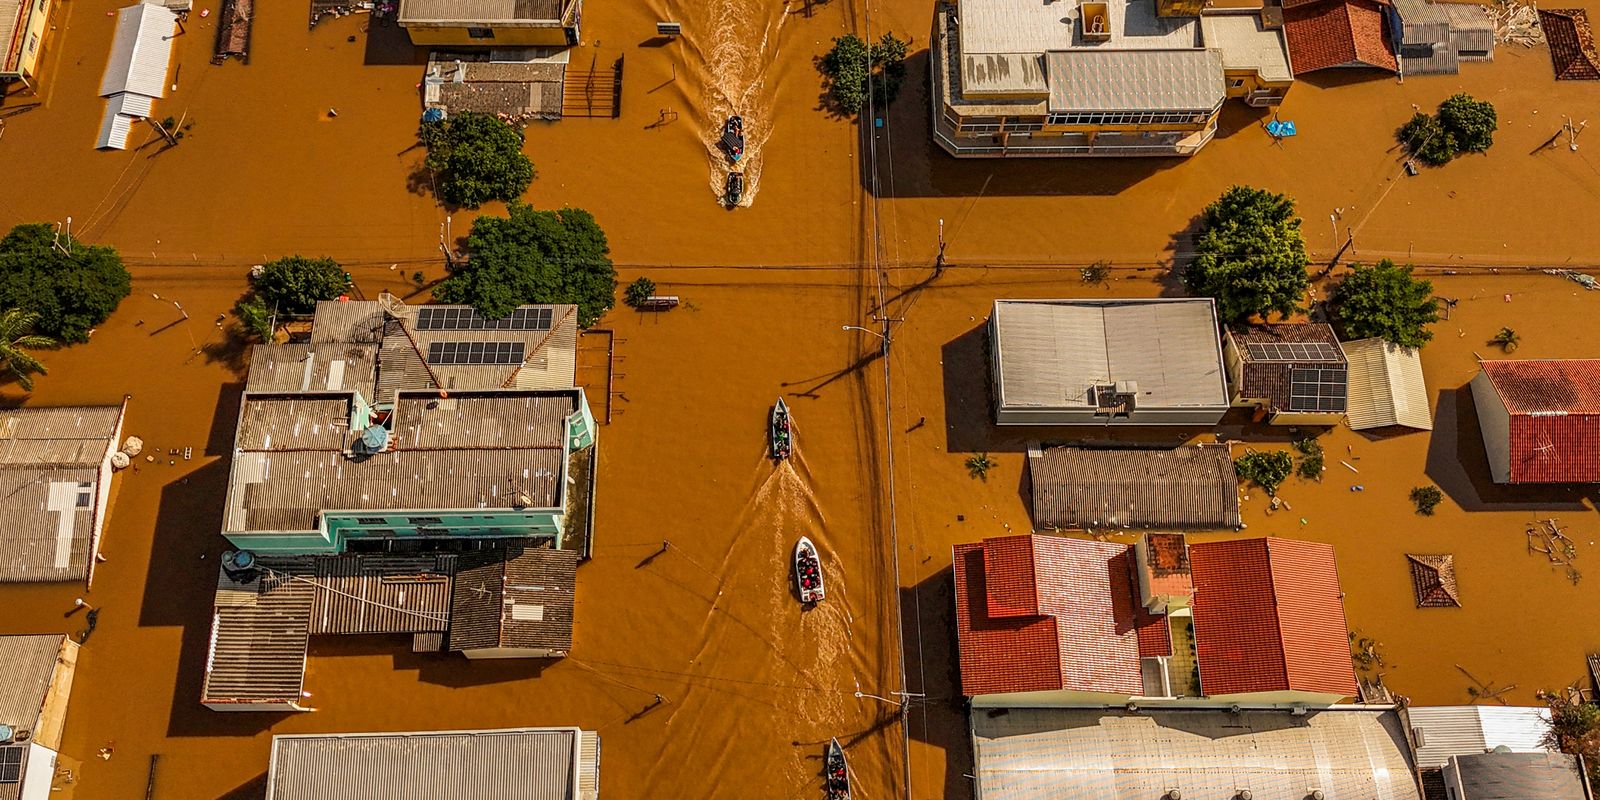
2 0 1600 798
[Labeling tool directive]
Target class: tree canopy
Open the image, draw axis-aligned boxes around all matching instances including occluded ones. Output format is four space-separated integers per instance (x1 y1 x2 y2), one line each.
422 112 536 209
1333 260 1440 348
1399 94 1497 165
0 224 131 343
0 308 53 392
251 256 351 315
1184 186 1309 324
434 203 616 326
819 33 910 114
1542 691 1600 782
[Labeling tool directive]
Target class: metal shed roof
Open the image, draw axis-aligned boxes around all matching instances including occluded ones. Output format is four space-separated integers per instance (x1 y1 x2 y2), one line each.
0 635 67 734
1045 48 1225 113
1343 337 1432 430
99 3 176 98
1408 705 1553 769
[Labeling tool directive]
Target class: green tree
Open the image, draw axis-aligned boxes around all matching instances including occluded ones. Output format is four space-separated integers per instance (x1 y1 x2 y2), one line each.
820 32 910 114
1398 112 1456 166
1235 450 1294 494
0 309 53 392
1541 691 1600 782
1333 260 1440 348
251 256 351 315
1409 485 1444 515
0 224 131 343
1185 186 1309 323
1437 93 1497 153
434 203 616 326
422 112 536 209
624 277 657 308
234 296 274 341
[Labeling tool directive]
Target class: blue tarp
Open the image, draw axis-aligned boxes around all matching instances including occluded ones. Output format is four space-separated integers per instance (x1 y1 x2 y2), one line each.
1267 120 1298 138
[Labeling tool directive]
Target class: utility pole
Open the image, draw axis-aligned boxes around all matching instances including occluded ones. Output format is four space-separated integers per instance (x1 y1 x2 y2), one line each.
934 218 946 276
439 216 457 269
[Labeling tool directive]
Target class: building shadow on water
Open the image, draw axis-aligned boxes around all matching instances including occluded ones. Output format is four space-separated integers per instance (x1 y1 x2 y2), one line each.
1424 384 1595 513
216 772 268 800
360 18 428 66
862 50 1183 199
903 568 975 800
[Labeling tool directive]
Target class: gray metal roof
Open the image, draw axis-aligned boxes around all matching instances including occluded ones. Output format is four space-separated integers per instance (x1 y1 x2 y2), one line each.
1046 48 1225 112
1408 706 1552 769
449 545 576 653
398 0 568 24
267 727 598 800
1343 338 1432 431
0 405 123 583
1450 751 1591 800
1029 445 1241 530
992 299 1228 412
973 707 1420 800
1201 13 1293 82
246 344 380 399
0 635 66 733
225 391 575 534
204 569 314 704
98 3 175 98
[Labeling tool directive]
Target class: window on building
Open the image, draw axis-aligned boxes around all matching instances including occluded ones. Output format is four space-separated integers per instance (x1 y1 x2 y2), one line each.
467 27 495 39
36 0 45 12
356 517 388 525
27 33 38 54
1230 78 1245 88
407 516 444 525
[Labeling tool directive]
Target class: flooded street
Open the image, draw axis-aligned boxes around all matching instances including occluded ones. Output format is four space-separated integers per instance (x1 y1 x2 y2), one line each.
1 0 1600 797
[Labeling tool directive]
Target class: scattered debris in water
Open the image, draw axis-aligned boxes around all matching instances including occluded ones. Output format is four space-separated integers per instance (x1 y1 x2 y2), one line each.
1545 268 1599 290
1528 517 1581 584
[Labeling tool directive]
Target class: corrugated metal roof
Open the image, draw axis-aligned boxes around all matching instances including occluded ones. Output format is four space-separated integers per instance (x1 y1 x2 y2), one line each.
993 299 1229 412
1029 446 1241 530
95 106 136 150
306 554 454 635
1343 338 1432 431
0 406 122 582
246 344 380 399
0 635 67 733
398 0 567 24
448 545 576 653
1046 48 1225 113
267 727 598 800
204 569 314 703
98 3 175 98
1 0 26 73
1451 751 1589 800
1409 705 1552 768
972 707 1421 800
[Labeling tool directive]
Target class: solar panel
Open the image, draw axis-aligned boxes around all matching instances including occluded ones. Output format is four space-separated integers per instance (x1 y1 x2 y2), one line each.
426 341 527 365
1289 366 1348 412
416 307 553 331
0 746 23 784
1245 341 1341 363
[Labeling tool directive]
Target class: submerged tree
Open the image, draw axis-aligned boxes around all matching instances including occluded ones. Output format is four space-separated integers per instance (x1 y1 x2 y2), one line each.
1235 450 1294 495
1398 113 1455 166
0 309 53 392
251 256 351 316
819 32 911 113
1541 690 1600 782
1333 260 1440 348
0 224 131 343
1184 186 1309 324
422 112 536 208
434 203 616 326
1438 93 1498 153
623 277 657 308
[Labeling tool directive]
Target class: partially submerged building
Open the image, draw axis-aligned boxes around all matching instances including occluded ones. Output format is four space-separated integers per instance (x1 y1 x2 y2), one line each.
1223 323 1349 426
1407 705 1553 771
1470 359 1600 484
952 532 1358 707
96 3 178 150
0 635 79 799
930 0 1293 157
204 297 595 711
1282 0 1398 75
1392 0 1494 75
0 0 54 88
988 299 1229 425
266 727 599 800
398 0 581 47
0 402 128 584
1444 751 1592 800
1343 337 1433 431
1028 445 1241 530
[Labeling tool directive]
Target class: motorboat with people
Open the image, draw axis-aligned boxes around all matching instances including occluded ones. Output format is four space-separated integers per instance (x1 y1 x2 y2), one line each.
725 171 743 207
770 397 792 460
794 536 825 604
825 738 851 799
719 115 744 162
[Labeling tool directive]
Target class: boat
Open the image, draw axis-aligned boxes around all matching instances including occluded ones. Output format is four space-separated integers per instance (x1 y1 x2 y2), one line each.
725 172 743 207
794 536 824 604
825 738 851 799
770 397 792 459
719 115 744 162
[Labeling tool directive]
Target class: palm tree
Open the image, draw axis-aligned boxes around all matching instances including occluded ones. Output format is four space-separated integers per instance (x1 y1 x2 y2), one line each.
0 309 53 391
1491 327 1520 353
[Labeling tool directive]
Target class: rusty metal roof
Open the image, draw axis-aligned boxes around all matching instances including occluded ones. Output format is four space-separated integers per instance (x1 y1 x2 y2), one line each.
448 545 576 654
0 634 68 733
1029 445 1241 531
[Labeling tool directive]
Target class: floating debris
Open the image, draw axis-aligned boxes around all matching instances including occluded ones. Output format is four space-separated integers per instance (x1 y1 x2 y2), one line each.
1491 0 1545 47
1527 517 1582 584
1545 268 1599 290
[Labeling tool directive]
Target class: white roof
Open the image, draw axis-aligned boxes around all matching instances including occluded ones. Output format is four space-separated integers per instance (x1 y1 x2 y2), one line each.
1408 705 1552 768
992 298 1229 411
960 0 1198 55
98 3 176 98
1200 12 1293 82
1342 337 1433 431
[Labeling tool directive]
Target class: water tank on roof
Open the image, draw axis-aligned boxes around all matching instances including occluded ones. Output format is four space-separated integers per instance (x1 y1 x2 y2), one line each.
0 724 13 743
359 425 389 453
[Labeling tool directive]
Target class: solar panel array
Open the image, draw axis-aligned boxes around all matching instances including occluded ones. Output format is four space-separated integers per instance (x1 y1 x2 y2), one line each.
426 341 527 366
0 746 22 784
1245 341 1341 363
415 307 553 331
1289 367 1348 413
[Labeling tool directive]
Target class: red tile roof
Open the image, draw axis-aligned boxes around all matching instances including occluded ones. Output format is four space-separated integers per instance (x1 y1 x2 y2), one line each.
953 535 1151 697
1481 360 1600 483
1188 538 1358 698
1284 0 1398 75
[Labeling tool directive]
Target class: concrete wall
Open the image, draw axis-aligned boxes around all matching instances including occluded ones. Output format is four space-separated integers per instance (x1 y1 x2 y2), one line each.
1469 371 1511 484
969 688 1348 708
402 23 574 47
460 646 566 659
20 743 56 800
33 639 77 750
995 405 1228 426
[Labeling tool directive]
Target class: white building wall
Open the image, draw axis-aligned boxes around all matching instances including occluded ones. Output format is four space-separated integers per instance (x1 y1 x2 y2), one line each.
20 743 57 800
1469 371 1512 483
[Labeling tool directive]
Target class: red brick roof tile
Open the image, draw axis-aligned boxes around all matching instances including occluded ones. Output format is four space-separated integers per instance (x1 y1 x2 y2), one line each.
1189 538 1358 698
1482 360 1600 483
1284 0 1398 75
